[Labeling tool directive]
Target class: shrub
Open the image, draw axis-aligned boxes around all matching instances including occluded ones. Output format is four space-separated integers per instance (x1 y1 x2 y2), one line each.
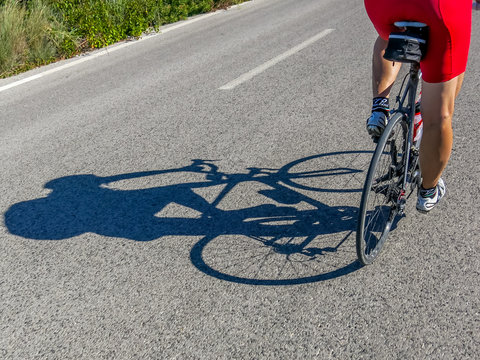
49 0 238 49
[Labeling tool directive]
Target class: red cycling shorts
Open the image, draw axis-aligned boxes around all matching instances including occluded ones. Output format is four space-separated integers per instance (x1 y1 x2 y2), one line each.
365 0 472 83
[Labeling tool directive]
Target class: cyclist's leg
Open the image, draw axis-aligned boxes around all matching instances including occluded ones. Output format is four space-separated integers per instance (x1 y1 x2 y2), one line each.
367 36 402 137
419 72 464 189
372 36 402 98
455 73 465 98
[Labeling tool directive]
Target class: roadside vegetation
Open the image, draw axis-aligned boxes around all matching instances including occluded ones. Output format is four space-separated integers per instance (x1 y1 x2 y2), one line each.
0 0 246 78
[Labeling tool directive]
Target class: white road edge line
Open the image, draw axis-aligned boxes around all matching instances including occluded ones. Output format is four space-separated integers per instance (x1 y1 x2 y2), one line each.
219 28 335 90
0 3 249 94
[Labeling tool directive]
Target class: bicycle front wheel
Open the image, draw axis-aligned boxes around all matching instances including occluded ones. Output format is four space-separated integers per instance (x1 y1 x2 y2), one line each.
357 112 408 265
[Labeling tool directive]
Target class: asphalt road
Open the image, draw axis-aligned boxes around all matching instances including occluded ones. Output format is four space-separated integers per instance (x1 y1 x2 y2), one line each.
1 0 479 358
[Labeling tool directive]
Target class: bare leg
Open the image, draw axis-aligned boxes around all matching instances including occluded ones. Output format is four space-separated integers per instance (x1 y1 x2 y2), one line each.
455 73 465 98
419 73 464 189
372 36 402 98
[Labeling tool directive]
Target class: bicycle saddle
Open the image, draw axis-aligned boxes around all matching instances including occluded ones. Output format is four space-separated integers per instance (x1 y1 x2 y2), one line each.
384 21 429 63
394 21 427 29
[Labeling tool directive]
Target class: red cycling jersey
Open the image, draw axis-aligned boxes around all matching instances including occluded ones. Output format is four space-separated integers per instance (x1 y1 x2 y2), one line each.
365 0 472 83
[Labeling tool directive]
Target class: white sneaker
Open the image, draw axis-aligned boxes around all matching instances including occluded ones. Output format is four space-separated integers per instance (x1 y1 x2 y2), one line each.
366 111 389 138
416 178 446 213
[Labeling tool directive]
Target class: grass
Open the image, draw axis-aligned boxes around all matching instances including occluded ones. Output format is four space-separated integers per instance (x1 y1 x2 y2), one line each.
0 1 28 76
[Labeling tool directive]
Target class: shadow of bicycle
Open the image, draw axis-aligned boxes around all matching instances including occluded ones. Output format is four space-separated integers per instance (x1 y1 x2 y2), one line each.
5 151 372 285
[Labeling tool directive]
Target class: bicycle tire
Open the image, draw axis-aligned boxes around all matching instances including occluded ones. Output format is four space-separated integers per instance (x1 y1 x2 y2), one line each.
356 112 408 265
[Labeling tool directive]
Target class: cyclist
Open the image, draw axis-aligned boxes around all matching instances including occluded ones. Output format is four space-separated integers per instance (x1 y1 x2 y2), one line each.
364 0 476 212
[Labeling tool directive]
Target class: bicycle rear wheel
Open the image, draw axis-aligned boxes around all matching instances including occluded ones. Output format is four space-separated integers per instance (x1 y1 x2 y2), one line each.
357 112 408 265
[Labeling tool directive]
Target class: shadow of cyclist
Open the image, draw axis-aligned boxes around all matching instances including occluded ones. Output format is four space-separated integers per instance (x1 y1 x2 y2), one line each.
4 152 371 283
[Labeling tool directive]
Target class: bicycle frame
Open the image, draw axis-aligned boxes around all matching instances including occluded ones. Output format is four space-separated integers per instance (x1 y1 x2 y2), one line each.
392 63 421 213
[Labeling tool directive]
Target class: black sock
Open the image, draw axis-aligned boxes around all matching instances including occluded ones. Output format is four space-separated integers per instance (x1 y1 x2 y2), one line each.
420 186 437 198
372 97 389 115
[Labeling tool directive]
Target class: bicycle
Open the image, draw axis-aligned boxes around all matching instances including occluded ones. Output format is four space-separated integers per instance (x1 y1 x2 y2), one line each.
356 21 427 265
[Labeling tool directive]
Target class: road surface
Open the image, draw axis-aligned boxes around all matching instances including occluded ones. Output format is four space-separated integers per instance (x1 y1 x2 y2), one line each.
1 0 479 358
